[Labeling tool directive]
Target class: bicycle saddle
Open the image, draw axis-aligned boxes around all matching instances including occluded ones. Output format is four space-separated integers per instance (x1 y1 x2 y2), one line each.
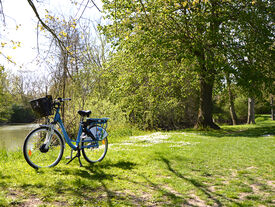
78 110 91 117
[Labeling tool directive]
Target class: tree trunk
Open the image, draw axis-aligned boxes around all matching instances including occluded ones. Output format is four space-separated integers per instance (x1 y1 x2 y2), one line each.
225 73 238 125
194 50 219 130
230 105 238 125
61 51 68 124
195 76 220 129
271 95 274 121
247 97 256 124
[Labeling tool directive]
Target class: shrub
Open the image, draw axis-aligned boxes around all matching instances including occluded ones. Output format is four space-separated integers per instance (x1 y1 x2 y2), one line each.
9 104 35 123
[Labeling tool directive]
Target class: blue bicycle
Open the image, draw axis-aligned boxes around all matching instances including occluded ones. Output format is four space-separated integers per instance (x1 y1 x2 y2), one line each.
23 95 109 169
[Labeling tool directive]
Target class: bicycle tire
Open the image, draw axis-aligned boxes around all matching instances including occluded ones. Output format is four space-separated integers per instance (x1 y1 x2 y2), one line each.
23 126 64 169
82 137 108 163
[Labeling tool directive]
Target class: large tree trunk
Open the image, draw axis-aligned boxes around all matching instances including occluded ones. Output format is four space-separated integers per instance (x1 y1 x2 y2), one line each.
247 97 256 124
225 73 238 125
195 76 220 129
194 50 220 130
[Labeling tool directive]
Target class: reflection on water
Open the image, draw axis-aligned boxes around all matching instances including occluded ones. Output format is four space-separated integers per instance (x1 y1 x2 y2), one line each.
0 124 39 151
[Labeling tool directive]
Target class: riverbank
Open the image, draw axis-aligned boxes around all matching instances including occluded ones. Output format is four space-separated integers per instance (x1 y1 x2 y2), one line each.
0 123 38 128
0 123 39 151
0 116 274 206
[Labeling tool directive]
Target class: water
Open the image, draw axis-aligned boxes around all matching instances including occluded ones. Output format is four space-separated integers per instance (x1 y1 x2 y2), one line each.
0 124 39 151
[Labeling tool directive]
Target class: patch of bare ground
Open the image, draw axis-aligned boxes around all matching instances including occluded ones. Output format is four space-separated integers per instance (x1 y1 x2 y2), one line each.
246 166 258 170
124 190 152 205
187 194 211 207
267 180 275 190
22 197 43 207
108 187 186 206
238 181 275 204
239 192 250 200
7 190 43 207
250 183 260 193
95 190 155 206
208 185 216 192
238 183 262 200
162 185 184 198
7 189 22 201
7 188 66 207
231 170 238 177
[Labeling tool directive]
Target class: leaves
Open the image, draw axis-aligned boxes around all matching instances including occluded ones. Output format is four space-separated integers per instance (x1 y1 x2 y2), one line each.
99 0 274 128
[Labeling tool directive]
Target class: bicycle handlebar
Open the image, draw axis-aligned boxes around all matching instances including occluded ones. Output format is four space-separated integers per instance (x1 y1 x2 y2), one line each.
57 97 71 102
53 98 71 108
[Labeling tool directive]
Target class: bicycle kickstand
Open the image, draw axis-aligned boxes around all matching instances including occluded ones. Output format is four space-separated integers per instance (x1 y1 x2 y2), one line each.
66 148 83 167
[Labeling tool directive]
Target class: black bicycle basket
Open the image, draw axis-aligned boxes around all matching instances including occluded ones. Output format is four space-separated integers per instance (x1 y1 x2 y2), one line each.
30 95 53 117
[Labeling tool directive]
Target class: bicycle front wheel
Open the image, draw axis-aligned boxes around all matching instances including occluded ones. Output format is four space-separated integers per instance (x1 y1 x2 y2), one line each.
82 137 108 163
23 127 64 169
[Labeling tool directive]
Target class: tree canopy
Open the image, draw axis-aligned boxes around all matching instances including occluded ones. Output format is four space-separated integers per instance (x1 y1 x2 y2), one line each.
101 0 274 129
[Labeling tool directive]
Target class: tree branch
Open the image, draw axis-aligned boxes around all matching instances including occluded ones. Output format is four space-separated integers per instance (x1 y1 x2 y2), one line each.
138 0 153 26
90 0 101 12
26 0 73 80
0 0 6 25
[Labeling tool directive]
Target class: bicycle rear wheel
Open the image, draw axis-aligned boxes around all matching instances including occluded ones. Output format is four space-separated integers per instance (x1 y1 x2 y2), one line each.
82 137 108 163
23 127 64 169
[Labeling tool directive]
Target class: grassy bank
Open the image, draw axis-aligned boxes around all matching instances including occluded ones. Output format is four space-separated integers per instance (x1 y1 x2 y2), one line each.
0 115 274 206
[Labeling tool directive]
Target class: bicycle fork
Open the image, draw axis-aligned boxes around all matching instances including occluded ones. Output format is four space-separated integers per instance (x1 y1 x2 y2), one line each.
40 124 55 153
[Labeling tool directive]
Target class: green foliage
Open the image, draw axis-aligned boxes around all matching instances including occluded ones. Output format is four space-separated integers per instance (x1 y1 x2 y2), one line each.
9 104 35 123
0 66 12 123
103 49 199 129
0 66 36 123
100 0 274 128
256 100 271 114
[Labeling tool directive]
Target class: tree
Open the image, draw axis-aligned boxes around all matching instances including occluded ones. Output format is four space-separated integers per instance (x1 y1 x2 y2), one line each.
26 0 107 126
0 65 12 122
101 0 274 129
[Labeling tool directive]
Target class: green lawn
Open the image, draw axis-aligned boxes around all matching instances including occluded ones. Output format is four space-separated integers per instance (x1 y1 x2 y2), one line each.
0 115 274 206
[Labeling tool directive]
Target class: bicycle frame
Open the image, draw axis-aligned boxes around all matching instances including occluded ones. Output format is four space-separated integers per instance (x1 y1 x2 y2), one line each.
51 106 82 150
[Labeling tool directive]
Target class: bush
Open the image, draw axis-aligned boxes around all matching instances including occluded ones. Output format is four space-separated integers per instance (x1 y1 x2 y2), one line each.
9 104 35 123
234 95 248 123
255 100 271 114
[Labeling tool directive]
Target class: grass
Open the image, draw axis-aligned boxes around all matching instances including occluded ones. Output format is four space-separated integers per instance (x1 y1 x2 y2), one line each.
0 115 274 206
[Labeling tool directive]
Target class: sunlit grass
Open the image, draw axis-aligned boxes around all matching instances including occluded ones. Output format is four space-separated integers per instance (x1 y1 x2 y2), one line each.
0 115 274 206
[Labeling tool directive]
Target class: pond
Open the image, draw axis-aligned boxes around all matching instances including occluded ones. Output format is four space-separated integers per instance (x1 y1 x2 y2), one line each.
0 124 39 151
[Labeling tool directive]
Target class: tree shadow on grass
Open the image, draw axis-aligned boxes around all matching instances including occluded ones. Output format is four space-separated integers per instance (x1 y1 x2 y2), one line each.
82 160 138 206
73 160 198 206
8 159 138 206
197 124 275 138
159 156 244 207
50 159 138 206
108 171 194 206
0 170 11 189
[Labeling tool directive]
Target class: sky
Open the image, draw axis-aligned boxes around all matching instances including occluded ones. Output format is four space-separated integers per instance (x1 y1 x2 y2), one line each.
0 0 103 79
